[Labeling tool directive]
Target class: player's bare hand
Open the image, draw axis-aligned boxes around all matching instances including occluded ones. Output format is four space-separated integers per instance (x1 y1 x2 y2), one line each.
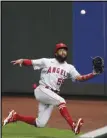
11 59 24 67
92 70 100 75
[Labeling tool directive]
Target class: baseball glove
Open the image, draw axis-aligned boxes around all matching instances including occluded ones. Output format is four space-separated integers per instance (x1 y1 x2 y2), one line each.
92 56 104 74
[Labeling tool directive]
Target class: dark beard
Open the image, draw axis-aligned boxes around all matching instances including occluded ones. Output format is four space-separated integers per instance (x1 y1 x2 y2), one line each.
55 55 67 63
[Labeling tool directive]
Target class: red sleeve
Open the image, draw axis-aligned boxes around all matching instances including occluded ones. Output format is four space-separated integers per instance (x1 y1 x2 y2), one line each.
23 59 32 66
81 73 94 81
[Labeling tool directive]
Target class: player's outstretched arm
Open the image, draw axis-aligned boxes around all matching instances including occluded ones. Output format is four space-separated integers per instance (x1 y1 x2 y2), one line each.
75 72 97 81
11 59 32 67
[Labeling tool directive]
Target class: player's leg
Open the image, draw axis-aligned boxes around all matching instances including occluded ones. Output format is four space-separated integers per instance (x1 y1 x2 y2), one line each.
3 103 50 126
34 86 83 134
3 110 37 126
58 102 83 134
57 98 83 134
3 95 54 127
34 86 75 129
36 102 54 127
4 102 54 127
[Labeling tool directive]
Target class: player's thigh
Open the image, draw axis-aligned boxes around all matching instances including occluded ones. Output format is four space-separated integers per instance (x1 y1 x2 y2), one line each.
38 102 49 118
34 86 66 106
38 102 54 119
36 102 54 127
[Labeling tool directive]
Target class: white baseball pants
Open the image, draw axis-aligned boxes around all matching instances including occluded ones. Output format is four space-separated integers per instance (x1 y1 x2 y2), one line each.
34 85 66 127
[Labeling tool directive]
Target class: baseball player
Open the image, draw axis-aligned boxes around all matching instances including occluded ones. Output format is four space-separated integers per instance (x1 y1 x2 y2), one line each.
3 43 101 135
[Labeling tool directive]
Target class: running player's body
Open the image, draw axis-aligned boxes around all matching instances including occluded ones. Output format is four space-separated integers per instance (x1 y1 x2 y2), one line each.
3 43 98 135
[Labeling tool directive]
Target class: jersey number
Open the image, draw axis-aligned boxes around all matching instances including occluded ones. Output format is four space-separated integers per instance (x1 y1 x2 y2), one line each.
57 78 64 85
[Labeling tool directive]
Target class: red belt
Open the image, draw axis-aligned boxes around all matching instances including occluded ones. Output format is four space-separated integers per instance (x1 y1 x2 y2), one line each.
45 86 58 93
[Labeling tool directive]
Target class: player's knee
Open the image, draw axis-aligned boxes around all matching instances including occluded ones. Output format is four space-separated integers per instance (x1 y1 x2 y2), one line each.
38 123 46 128
36 119 47 128
57 99 66 110
59 97 66 105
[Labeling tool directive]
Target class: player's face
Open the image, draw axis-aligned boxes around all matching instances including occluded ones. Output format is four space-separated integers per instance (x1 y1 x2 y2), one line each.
57 48 68 58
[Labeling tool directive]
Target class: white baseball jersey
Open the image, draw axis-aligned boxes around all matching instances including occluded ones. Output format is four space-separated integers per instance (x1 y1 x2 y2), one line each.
32 58 80 91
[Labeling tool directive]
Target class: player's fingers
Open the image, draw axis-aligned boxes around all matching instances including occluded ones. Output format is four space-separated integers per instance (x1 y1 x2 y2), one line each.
11 61 19 64
13 62 17 65
10 60 16 63
11 61 18 65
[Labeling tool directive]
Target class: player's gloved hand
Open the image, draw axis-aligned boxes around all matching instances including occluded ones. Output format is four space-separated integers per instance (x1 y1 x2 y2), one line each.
92 56 104 75
11 59 24 67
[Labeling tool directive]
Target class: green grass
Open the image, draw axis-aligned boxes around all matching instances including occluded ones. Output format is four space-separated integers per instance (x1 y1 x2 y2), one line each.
2 122 81 138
